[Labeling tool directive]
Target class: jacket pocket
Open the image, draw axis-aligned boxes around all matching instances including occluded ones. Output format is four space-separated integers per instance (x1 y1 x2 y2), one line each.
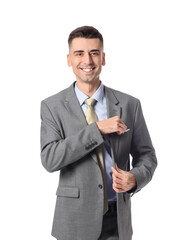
56 186 80 198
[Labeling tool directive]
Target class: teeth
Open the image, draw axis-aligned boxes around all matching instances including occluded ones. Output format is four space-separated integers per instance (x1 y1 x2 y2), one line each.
81 68 93 72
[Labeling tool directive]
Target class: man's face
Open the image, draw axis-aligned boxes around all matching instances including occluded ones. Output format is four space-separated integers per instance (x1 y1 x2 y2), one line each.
67 38 105 84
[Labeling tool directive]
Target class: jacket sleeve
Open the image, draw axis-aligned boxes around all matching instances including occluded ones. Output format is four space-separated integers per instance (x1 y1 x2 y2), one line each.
40 101 104 172
129 100 157 194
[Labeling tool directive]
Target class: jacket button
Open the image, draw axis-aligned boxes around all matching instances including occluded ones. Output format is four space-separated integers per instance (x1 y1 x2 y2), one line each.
98 184 103 189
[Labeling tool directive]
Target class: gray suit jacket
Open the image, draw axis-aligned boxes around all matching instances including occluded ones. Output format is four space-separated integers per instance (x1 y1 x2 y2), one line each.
40 82 157 240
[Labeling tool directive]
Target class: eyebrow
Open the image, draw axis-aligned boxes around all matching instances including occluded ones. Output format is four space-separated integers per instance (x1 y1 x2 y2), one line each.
73 49 100 54
73 50 84 54
90 49 100 53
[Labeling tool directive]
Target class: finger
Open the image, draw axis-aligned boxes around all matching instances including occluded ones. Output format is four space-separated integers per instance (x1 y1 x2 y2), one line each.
112 184 121 192
113 171 124 180
113 185 120 193
116 131 122 135
112 166 127 183
115 164 119 170
116 164 127 175
113 181 123 189
113 118 127 134
112 166 119 174
112 176 124 185
118 120 127 129
112 166 122 180
117 124 127 135
113 180 123 189
112 167 123 179
113 184 126 193
112 176 129 189
116 128 127 135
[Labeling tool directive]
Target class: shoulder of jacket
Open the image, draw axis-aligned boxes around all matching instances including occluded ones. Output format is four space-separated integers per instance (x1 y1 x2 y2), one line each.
41 84 73 106
105 85 140 104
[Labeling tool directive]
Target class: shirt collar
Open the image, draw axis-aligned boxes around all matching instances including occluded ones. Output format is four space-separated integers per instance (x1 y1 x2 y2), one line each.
74 81 104 106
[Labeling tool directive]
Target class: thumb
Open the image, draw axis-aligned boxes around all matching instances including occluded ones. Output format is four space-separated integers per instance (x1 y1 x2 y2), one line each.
116 164 126 174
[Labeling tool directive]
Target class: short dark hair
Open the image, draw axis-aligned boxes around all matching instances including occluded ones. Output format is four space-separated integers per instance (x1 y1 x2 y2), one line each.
68 26 103 47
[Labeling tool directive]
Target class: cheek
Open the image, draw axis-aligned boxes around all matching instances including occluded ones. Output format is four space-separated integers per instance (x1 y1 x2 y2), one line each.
97 58 104 67
71 60 80 70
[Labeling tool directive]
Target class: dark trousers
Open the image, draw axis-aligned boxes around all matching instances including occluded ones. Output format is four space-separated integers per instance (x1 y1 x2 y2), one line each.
98 202 119 240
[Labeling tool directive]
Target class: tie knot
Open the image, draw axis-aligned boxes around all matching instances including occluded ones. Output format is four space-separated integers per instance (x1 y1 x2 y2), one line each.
85 98 96 107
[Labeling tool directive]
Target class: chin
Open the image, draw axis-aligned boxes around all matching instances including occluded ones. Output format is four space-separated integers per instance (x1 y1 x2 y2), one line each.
81 77 100 84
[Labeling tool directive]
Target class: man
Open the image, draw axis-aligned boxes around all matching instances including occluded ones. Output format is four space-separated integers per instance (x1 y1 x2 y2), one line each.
40 26 157 240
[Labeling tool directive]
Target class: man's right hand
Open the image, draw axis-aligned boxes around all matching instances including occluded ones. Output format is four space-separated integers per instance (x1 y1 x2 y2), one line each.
96 116 127 135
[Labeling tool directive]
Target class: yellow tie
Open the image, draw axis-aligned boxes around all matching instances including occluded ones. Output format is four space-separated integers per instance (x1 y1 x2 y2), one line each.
85 98 108 214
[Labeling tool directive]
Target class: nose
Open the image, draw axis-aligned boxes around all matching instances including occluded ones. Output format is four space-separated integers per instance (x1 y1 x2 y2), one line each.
83 53 93 65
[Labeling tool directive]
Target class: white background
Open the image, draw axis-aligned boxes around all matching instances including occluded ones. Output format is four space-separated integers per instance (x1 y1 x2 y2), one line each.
0 0 185 239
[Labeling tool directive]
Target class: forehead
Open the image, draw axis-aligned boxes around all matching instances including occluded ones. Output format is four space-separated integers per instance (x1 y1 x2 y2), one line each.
70 38 103 52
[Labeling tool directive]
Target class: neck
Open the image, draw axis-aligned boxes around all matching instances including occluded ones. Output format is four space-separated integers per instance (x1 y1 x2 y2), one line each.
76 80 101 97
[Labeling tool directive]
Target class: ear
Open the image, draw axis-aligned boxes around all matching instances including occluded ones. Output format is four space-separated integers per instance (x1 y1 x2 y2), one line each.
102 52 105 66
67 54 71 67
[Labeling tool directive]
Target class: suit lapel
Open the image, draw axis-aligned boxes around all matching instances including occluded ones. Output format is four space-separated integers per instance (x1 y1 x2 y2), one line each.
64 83 87 127
105 86 122 164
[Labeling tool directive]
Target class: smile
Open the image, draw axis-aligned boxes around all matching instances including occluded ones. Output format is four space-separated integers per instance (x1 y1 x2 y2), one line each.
80 67 95 73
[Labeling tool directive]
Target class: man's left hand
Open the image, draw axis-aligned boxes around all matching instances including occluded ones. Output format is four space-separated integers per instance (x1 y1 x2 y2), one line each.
112 164 136 193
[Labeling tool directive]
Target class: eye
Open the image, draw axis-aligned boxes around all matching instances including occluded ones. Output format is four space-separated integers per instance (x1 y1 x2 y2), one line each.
74 51 84 57
90 52 99 56
76 53 83 56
